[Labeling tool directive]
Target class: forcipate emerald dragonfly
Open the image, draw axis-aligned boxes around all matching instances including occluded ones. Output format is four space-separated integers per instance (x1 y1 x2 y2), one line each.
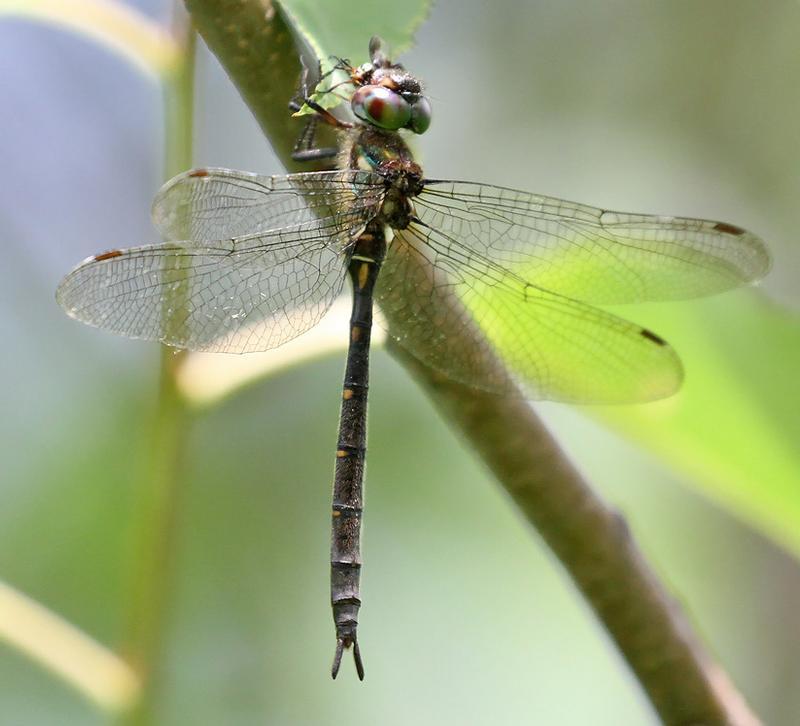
57 37 770 680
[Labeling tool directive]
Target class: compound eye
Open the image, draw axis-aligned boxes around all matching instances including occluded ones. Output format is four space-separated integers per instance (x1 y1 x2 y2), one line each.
408 95 432 134
351 85 411 130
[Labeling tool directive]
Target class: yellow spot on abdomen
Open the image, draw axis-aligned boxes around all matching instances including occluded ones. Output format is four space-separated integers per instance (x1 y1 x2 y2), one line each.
336 450 348 458
357 262 370 290
343 389 354 400
351 326 362 342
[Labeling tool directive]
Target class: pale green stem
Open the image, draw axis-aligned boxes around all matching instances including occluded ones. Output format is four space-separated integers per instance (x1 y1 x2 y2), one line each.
0 580 139 712
118 10 195 726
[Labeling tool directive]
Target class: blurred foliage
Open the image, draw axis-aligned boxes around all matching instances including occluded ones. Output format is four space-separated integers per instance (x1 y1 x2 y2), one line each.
602 294 800 553
0 0 181 76
1 0 799 724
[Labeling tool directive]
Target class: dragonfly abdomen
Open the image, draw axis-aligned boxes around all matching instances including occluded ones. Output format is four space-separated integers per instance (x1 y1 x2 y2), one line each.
330 222 388 680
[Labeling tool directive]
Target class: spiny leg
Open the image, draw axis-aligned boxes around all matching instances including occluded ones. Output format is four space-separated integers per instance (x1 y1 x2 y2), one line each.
289 57 354 163
290 114 338 163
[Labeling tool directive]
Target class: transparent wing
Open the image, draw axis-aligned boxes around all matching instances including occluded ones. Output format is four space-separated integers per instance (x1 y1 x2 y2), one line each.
152 167 386 242
414 180 770 304
376 223 683 403
57 212 372 354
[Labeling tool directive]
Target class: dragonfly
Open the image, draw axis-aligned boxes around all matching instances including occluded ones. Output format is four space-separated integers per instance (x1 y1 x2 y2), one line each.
56 36 770 680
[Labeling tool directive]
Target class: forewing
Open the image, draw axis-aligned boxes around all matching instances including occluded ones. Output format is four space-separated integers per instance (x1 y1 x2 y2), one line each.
57 213 367 353
415 181 770 304
152 168 385 242
376 224 683 403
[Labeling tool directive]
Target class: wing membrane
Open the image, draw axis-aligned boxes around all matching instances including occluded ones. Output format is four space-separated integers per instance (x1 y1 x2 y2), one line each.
57 212 370 353
377 223 683 403
415 180 770 304
152 167 385 242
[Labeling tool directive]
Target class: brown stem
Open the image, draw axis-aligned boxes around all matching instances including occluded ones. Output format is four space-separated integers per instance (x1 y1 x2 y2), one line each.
182 2 760 723
390 341 760 726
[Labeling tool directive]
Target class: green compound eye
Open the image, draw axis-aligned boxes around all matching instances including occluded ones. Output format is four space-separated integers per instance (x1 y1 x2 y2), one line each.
408 96 432 134
351 85 411 130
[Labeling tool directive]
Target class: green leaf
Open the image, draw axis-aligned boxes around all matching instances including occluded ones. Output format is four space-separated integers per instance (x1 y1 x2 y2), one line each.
278 0 431 67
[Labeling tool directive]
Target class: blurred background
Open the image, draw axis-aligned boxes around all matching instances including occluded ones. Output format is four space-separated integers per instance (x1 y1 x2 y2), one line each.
1 0 799 724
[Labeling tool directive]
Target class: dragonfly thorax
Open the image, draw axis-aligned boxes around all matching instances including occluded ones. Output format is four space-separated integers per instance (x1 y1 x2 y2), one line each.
378 184 418 231
346 126 423 230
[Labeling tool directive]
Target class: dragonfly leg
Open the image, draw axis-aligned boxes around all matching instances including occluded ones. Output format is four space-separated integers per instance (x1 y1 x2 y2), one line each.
289 59 354 130
290 114 339 163
292 146 340 163
292 96 353 130
289 58 354 163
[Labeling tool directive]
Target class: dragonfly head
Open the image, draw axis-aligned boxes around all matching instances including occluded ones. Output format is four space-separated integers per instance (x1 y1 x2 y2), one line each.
349 37 432 135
